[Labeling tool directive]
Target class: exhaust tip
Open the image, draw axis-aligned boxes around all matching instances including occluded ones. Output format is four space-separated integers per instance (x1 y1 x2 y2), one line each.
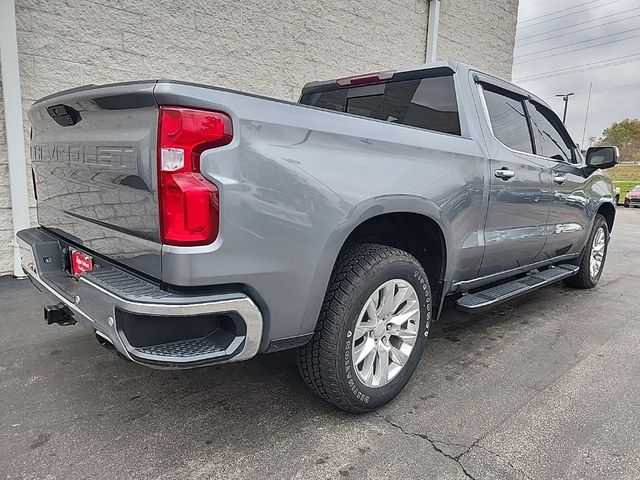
95 331 130 362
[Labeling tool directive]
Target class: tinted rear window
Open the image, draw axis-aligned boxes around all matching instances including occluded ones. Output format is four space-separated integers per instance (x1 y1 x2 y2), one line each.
482 87 533 154
300 75 461 136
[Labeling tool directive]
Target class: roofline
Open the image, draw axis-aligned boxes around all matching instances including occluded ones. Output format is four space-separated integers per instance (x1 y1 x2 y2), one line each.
300 61 461 96
299 60 551 110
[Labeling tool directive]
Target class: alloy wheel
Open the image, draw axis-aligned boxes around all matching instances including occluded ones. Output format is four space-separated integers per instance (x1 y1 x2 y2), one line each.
351 279 420 388
589 227 606 279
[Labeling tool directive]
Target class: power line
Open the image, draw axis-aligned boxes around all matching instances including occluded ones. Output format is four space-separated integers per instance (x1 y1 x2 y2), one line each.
582 81 640 94
515 59 640 82
519 0 606 24
514 56 640 81
514 32 640 64
517 10 640 47
518 0 625 29
517 25 640 58
517 5 640 41
520 0 567 9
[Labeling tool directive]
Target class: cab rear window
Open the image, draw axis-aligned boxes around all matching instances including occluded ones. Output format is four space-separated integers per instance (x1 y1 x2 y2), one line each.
300 75 461 136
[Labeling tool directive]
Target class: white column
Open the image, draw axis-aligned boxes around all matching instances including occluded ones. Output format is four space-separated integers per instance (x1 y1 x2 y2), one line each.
426 0 441 63
0 0 30 278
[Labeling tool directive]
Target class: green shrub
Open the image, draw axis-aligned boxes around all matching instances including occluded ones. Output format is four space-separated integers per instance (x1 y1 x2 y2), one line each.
613 181 640 200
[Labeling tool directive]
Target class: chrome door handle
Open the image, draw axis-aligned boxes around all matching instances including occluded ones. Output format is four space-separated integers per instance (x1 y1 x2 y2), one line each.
553 175 567 185
495 169 515 180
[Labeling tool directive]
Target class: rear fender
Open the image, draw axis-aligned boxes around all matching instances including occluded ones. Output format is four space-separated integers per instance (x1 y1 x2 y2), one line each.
299 195 451 334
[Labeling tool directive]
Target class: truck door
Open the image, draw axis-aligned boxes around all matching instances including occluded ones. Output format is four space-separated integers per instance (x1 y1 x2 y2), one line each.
525 99 591 259
476 82 554 276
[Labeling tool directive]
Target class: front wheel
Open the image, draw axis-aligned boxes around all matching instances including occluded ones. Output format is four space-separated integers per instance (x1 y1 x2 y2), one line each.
564 214 609 289
297 244 431 413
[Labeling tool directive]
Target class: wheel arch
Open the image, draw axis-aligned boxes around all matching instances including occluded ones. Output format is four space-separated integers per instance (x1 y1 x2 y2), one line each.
596 201 616 234
301 196 452 334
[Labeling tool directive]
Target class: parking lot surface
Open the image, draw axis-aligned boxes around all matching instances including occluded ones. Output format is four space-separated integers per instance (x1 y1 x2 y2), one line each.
1 208 639 480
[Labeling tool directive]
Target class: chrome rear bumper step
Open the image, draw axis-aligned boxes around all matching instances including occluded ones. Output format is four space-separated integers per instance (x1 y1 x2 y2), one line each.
456 264 579 313
17 227 264 369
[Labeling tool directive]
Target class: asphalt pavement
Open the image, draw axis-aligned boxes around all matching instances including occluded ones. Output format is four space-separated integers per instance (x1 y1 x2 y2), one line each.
1 208 639 480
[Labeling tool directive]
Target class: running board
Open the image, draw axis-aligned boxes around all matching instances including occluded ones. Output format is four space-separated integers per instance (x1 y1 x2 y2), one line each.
456 264 579 313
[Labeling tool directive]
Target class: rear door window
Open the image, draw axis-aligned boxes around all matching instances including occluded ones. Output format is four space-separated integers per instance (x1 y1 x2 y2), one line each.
482 87 534 154
300 74 461 136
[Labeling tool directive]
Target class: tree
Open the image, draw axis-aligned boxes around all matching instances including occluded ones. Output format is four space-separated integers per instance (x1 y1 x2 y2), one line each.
599 119 640 162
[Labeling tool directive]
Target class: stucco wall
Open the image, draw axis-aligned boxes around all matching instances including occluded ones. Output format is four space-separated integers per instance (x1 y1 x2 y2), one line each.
0 0 519 275
437 0 519 80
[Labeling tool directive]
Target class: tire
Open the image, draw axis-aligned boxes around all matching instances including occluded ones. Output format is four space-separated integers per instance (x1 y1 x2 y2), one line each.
297 243 431 413
624 203 629 208
563 214 609 289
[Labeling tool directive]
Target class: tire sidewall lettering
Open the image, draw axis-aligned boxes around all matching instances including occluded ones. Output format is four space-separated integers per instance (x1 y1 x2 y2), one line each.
344 338 370 403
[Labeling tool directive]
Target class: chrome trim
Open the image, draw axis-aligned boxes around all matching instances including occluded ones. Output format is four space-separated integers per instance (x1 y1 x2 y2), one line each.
452 253 580 292
120 335 246 366
553 175 567 185
95 329 113 344
17 234 263 367
494 169 515 179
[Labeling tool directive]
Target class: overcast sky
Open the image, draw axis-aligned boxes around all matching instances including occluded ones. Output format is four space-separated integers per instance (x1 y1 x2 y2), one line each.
512 0 640 148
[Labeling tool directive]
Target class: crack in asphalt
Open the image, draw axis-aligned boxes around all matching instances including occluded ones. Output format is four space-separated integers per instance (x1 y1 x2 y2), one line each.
471 444 533 480
374 412 477 480
374 413 533 480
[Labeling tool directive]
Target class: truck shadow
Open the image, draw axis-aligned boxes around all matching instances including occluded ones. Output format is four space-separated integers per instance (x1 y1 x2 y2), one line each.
29 282 575 457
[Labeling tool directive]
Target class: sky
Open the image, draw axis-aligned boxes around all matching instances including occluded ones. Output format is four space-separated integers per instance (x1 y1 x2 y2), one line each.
512 0 640 148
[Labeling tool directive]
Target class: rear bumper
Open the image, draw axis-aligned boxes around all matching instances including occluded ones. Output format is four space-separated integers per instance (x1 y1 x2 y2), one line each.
17 227 263 369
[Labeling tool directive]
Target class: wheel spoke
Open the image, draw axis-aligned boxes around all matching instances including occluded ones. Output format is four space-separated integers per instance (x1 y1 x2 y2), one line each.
387 302 419 326
366 300 379 323
353 337 375 366
359 348 376 382
375 345 390 385
353 322 374 342
390 329 418 346
379 282 396 317
392 285 410 314
390 345 409 366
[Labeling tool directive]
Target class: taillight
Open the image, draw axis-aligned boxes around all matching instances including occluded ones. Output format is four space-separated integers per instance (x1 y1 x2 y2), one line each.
158 106 232 246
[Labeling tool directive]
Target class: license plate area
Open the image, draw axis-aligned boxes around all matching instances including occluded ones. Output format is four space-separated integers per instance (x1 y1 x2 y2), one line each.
70 248 93 277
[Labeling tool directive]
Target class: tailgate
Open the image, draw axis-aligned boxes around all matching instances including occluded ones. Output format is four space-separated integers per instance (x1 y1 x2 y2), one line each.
28 82 162 279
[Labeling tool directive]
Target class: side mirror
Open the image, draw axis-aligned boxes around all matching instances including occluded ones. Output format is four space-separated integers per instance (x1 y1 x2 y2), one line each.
585 146 619 169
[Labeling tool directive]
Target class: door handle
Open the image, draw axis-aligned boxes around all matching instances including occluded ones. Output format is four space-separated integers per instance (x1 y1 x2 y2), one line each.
495 169 515 180
553 175 567 185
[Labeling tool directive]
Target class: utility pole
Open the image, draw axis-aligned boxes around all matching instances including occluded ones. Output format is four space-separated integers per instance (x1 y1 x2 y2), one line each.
425 0 441 63
556 92 575 124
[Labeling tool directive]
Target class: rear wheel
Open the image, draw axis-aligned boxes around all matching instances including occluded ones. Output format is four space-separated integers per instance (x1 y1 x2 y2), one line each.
564 214 609 289
297 244 431 413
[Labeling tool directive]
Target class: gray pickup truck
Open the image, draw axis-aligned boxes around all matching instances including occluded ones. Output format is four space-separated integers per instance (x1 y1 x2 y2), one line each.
18 61 618 412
